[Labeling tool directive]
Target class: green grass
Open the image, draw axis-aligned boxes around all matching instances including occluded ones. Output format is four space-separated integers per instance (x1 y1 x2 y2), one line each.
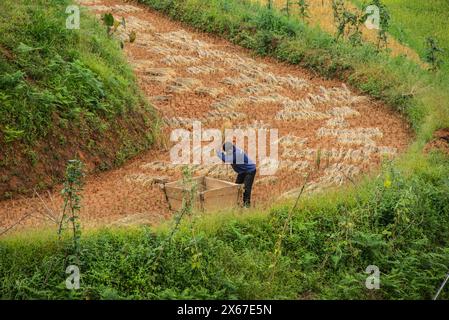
1 154 449 299
1 0 449 300
0 0 158 198
351 0 449 71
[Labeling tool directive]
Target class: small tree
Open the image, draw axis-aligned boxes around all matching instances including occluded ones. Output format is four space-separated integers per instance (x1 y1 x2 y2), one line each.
297 0 309 19
282 1 309 20
347 9 368 46
332 0 367 46
425 37 444 71
58 159 85 259
152 166 198 270
370 0 390 49
332 0 347 40
102 13 115 35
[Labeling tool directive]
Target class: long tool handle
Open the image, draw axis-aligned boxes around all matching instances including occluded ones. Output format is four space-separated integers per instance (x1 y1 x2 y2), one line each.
433 272 449 300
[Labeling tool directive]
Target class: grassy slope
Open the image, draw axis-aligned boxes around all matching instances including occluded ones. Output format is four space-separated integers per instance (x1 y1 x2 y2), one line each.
0 0 158 198
1 0 449 299
351 0 449 71
268 0 424 65
2 161 449 299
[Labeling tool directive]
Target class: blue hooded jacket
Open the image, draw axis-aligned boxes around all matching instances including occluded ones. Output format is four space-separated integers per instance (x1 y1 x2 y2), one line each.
216 145 256 174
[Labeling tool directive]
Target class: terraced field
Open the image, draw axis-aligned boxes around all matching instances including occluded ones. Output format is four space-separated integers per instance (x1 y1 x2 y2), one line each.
0 0 411 231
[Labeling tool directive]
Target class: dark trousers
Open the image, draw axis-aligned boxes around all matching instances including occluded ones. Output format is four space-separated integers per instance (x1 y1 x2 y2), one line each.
235 170 256 208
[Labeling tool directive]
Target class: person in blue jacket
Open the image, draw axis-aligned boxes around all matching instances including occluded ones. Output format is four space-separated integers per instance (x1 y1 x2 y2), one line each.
216 142 256 208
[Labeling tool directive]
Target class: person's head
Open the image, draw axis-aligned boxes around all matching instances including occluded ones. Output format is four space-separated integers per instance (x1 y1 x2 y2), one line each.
223 142 234 155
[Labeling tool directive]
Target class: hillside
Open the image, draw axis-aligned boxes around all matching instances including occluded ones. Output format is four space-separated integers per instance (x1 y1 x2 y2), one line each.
268 0 423 64
352 0 449 71
1 0 449 301
0 0 411 230
0 0 158 199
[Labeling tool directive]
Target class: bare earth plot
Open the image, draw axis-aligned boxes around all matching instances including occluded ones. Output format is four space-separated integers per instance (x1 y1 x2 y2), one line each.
0 0 411 232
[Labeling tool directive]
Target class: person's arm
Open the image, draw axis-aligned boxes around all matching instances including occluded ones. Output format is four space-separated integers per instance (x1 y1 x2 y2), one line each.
234 148 245 165
216 148 226 163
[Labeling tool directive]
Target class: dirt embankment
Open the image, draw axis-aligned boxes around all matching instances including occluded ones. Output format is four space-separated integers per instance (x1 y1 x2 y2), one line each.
425 129 449 155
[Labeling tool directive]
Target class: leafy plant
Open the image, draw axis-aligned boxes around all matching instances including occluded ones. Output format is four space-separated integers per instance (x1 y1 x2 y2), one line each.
425 37 444 71
348 9 368 46
102 13 115 34
2 126 25 143
332 0 347 40
58 159 85 261
297 0 309 19
370 0 390 49
282 0 309 19
152 166 198 270
332 0 366 45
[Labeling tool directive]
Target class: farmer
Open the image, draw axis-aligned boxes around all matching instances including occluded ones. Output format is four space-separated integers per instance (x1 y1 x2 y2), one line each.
216 142 256 208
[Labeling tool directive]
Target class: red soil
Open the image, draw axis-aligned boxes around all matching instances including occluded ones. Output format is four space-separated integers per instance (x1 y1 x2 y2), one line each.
0 0 412 234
